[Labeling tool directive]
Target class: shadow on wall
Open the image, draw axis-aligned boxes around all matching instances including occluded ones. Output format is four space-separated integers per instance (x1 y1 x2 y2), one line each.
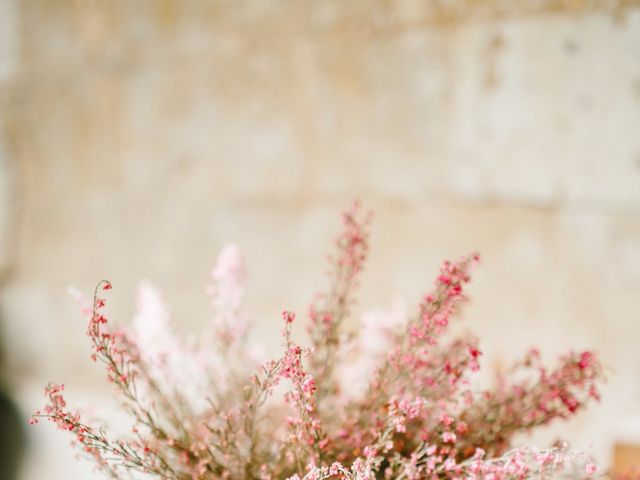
0 329 26 480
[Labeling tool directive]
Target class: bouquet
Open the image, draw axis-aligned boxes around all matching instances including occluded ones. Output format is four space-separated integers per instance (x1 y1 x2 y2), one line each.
32 204 604 480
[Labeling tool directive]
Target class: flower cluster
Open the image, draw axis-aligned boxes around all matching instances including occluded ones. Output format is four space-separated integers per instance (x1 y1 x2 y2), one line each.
33 204 605 480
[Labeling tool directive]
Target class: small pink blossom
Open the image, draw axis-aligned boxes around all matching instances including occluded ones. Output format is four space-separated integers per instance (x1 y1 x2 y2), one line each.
442 431 457 443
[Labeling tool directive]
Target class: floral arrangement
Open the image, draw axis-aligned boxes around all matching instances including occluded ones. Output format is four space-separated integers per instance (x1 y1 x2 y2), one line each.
32 204 604 480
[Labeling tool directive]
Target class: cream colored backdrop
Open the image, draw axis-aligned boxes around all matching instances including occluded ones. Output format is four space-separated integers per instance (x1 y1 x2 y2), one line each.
0 1 639 479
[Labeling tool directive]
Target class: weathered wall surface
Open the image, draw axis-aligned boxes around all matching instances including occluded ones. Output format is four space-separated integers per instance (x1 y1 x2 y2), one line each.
0 2 639 478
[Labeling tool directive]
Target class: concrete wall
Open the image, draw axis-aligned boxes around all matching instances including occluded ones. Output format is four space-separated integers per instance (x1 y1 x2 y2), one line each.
0 1 639 478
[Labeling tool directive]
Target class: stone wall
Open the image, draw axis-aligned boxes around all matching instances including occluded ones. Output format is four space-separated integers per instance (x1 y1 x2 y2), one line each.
1 1 639 478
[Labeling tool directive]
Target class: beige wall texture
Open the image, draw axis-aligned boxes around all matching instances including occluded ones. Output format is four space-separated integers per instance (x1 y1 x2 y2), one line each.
0 1 640 479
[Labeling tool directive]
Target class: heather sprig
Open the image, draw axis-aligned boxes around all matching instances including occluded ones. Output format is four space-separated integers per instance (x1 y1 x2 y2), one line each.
33 204 604 480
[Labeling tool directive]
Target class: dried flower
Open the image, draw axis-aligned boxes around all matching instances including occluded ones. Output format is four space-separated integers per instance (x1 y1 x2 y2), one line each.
32 205 603 480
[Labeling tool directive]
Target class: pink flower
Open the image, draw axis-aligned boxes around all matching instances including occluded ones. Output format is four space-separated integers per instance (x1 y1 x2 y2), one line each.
442 431 457 443
439 413 454 426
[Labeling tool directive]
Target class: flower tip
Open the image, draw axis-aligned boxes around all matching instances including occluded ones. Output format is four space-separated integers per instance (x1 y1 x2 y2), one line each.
282 310 295 324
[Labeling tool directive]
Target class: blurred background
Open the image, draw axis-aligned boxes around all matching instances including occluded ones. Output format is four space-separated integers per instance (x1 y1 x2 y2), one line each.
0 1 639 479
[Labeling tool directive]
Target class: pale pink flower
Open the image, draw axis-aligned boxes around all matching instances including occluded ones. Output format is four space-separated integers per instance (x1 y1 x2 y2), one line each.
339 299 406 395
132 281 211 412
133 280 176 368
207 243 248 344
